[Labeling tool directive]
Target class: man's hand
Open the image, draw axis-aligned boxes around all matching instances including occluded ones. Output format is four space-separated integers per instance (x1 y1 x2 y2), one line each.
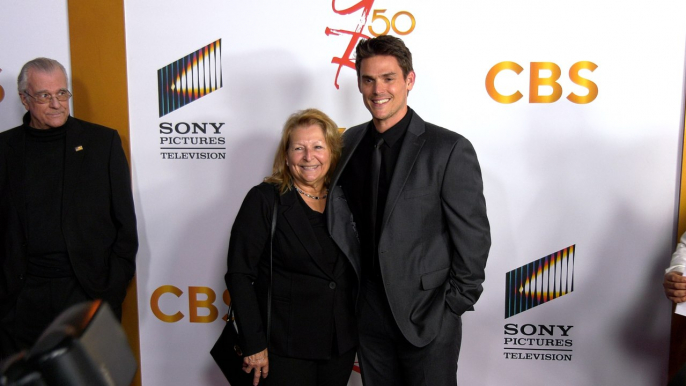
243 348 269 386
664 271 686 303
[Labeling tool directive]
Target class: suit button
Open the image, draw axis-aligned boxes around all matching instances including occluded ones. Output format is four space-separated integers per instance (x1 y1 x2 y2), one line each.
19 274 24 280
329 282 336 290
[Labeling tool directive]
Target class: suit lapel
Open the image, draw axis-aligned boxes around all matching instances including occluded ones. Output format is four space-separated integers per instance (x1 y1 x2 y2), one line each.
282 189 335 279
62 118 87 220
6 129 28 236
327 185 361 279
327 123 368 231
381 113 426 233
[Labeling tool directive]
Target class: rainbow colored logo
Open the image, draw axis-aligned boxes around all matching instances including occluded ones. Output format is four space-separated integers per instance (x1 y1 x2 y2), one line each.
505 245 575 318
157 39 223 117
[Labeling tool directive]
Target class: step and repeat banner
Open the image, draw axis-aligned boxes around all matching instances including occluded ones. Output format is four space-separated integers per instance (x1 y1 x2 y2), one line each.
123 1 686 385
0 1 71 132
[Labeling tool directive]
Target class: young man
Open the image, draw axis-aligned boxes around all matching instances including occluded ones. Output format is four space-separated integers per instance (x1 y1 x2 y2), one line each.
328 36 491 385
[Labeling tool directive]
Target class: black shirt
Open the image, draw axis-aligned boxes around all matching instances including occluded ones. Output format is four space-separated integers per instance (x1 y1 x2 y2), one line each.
340 107 414 281
24 121 72 277
296 192 357 354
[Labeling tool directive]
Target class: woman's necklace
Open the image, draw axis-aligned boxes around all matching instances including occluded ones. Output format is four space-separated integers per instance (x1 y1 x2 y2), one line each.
294 185 328 200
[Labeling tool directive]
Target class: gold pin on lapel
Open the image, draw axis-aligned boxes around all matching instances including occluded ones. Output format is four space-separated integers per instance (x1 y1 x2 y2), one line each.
75 146 83 152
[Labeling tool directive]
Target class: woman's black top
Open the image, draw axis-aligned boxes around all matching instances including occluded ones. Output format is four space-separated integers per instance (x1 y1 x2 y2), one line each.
225 183 358 360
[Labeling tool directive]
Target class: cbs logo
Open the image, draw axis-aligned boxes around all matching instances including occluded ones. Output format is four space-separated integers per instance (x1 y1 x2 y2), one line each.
150 285 230 323
486 61 598 104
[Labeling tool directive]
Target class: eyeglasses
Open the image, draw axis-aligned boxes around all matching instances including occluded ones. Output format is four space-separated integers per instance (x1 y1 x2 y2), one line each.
23 89 72 104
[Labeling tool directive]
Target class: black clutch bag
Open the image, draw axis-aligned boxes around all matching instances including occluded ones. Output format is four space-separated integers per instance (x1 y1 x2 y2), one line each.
212 191 277 385
210 306 254 386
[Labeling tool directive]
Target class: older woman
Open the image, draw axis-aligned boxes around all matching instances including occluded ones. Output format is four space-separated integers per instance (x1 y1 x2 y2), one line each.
225 109 359 386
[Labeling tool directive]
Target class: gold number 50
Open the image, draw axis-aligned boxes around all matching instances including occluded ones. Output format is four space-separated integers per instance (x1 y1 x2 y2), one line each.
368 9 416 37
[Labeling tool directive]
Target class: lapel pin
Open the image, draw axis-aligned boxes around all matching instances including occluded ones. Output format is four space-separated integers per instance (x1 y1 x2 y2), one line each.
75 146 83 152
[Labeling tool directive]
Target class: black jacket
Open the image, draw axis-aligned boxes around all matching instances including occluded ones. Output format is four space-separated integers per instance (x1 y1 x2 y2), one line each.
225 182 360 359
0 115 138 308
330 112 491 347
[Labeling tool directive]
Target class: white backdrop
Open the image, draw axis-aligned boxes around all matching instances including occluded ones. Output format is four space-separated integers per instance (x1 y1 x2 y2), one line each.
0 1 71 132
124 1 686 385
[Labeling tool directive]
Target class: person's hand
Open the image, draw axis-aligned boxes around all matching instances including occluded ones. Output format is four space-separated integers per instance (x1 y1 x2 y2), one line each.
664 271 686 303
243 348 269 385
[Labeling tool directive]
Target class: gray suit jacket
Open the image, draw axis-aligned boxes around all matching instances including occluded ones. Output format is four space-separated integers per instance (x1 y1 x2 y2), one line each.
327 112 490 347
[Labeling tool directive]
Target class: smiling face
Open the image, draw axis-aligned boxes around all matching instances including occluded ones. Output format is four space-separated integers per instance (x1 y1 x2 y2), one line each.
20 69 70 130
287 124 331 191
358 54 415 133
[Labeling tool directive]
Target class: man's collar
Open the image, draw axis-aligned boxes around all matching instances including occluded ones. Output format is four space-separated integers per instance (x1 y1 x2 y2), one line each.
371 107 413 147
21 112 72 130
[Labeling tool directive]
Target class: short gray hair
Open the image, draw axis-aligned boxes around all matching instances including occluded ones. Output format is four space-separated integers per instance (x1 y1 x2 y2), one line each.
17 57 68 93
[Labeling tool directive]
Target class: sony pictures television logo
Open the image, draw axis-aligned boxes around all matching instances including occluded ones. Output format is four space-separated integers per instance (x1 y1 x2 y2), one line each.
157 39 227 160
157 39 222 117
503 245 576 362
505 244 575 318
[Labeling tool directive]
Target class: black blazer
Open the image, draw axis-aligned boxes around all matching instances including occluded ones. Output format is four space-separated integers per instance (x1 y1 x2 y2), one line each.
225 182 360 360
0 116 138 308
328 112 491 347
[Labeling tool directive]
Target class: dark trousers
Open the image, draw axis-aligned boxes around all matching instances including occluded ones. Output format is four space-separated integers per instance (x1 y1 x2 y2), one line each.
0 275 92 362
264 347 357 386
357 280 462 386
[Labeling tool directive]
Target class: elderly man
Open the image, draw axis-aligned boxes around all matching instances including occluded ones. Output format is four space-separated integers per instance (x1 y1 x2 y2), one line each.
0 58 138 360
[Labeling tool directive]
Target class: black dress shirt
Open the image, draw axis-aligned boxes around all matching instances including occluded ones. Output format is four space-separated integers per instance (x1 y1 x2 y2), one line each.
24 124 71 277
340 107 414 281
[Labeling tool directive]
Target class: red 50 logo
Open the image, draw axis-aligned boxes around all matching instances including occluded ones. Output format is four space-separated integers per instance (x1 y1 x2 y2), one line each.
325 3 416 89
486 61 598 104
